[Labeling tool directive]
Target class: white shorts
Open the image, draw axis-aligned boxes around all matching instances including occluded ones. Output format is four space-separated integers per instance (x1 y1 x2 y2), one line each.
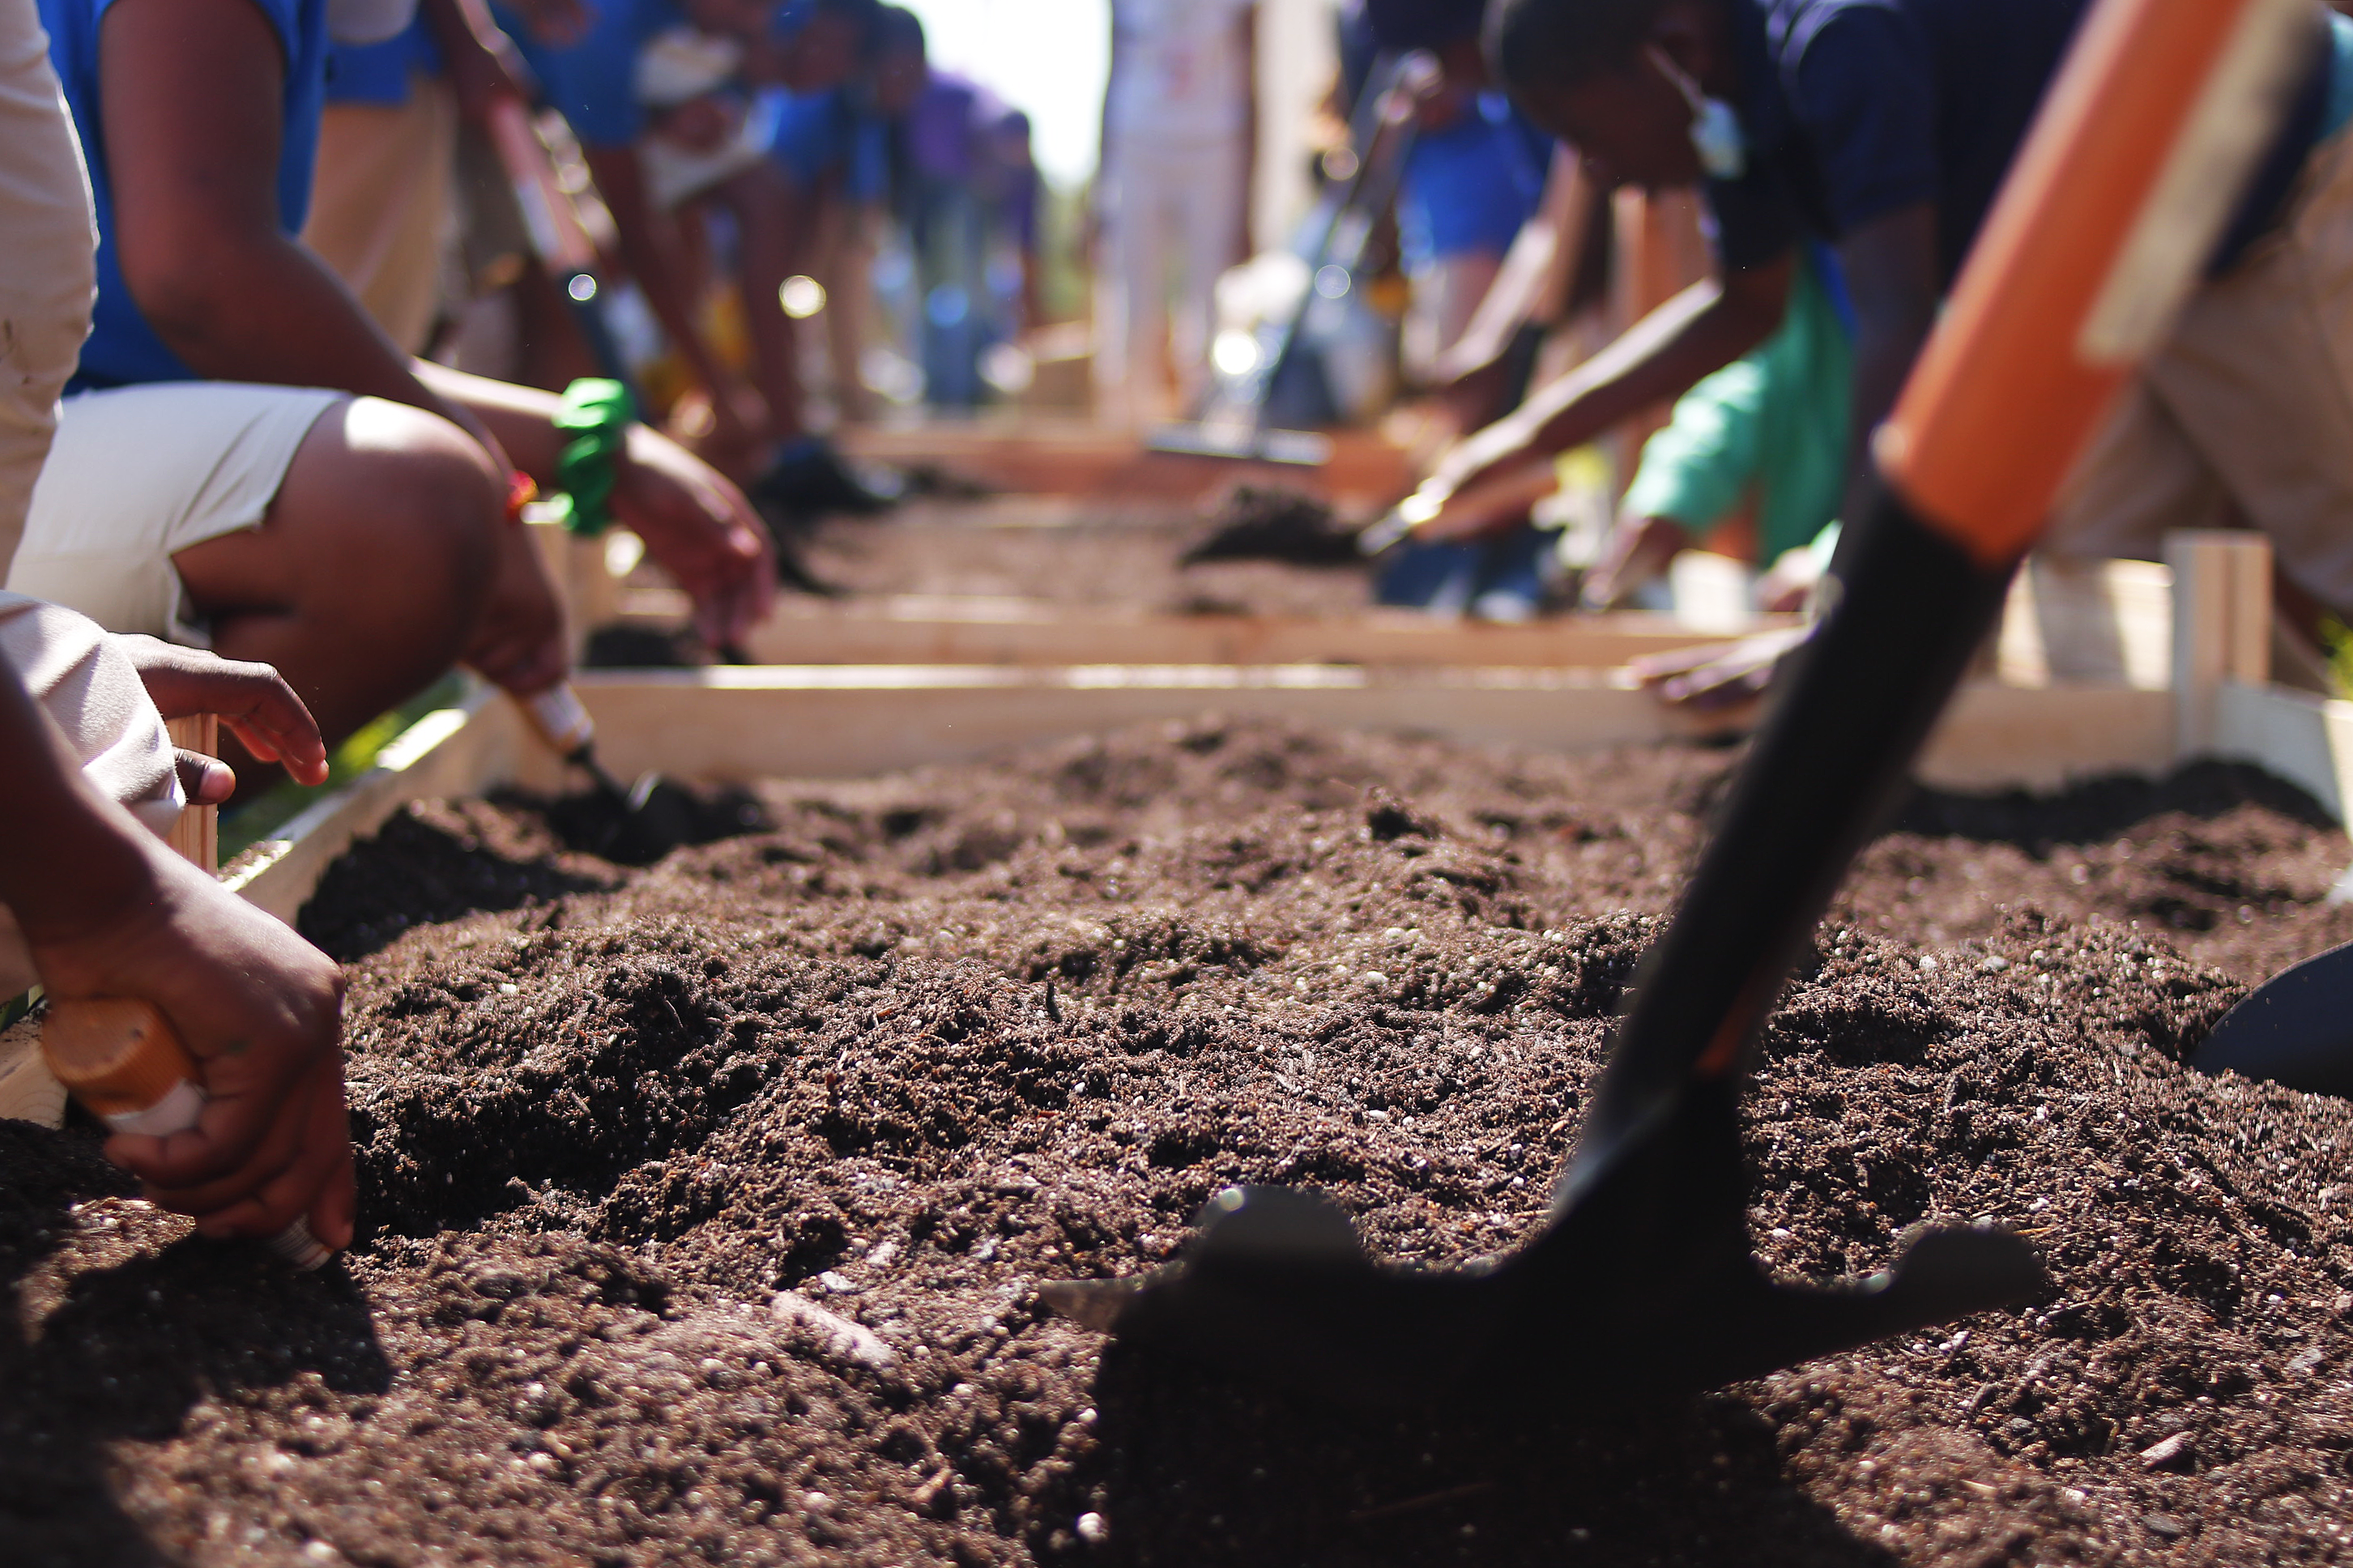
641 122 769 211
6 381 345 644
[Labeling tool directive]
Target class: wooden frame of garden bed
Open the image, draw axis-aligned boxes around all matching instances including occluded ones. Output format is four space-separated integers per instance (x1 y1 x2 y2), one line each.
212 530 2341 929
835 418 1418 509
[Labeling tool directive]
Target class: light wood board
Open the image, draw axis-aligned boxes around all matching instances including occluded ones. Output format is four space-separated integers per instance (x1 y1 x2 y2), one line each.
707 597 1791 671
835 420 1416 506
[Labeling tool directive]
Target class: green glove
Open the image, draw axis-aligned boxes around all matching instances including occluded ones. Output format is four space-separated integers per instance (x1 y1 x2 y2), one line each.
546 378 634 539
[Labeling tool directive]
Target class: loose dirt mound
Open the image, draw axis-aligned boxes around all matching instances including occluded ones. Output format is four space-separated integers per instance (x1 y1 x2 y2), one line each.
9 722 2353 1566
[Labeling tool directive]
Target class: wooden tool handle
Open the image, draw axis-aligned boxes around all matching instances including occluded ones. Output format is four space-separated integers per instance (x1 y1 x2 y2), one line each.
42 997 198 1122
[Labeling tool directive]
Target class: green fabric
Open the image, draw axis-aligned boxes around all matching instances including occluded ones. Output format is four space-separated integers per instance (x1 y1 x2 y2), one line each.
547 378 634 539
1621 249 1853 565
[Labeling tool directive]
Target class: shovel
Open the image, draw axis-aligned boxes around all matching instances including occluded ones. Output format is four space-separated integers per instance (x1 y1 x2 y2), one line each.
519 684 702 863
1145 53 1422 467
1042 0 2320 1408
2192 939 2353 1096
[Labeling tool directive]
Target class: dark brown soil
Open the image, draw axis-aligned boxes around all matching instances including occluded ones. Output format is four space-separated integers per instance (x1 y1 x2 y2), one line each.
799 493 1375 618
11 722 2353 1567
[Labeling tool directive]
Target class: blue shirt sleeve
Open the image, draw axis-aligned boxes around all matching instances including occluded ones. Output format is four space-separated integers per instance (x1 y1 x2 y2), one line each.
504 0 663 148
1782 2 1938 234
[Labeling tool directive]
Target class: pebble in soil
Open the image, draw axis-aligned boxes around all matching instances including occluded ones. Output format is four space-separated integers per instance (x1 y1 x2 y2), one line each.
8 722 2353 1566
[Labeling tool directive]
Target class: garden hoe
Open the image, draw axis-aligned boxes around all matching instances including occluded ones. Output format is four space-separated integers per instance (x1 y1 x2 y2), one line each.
1045 0 2325 1408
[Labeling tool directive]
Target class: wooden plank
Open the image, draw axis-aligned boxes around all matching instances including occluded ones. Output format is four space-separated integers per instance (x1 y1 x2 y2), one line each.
2167 530 2272 756
225 691 527 924
1914 682 2175 791
1995 556 2172 689
571 667 2172 792
221 668 2208 922
572 665 1716 780
719 597 1788 670
835 420 1415 505
2212 679 2353 820
165 714 218 872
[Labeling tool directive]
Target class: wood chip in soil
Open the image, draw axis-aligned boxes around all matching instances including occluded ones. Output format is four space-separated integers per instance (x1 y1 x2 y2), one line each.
10 720 2353 1566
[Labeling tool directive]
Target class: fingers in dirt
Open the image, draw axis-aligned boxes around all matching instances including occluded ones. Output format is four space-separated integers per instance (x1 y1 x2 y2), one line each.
145 1058 351 1237
190 1072 352 1246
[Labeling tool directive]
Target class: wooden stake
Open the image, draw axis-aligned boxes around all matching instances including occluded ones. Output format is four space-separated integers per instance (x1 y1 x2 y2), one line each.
2167 530 2272 756
164 714 218 875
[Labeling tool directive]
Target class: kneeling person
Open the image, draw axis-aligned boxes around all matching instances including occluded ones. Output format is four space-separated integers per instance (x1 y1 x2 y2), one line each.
15 0 776 768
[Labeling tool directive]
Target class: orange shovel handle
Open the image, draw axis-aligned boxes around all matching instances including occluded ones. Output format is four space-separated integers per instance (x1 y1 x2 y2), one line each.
1876 0 2322 566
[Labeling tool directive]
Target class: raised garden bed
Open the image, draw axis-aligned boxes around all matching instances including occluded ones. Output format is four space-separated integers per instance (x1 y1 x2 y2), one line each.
9 718 2353 1566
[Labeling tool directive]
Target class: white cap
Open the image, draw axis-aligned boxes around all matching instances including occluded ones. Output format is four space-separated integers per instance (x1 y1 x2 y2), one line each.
269 1217 335 1272
522 685 595 757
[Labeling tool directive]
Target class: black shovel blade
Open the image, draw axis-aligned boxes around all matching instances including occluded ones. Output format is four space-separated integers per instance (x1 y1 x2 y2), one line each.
1042 1086 2047 1409
2193 938 2353 1096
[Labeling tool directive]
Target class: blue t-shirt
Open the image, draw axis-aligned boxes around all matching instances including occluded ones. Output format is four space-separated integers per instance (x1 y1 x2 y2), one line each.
40 0 330 390
1400 93 1551 268
325 14 441 105
1709 0 2338 283
501 0 678 148
758 86 889 202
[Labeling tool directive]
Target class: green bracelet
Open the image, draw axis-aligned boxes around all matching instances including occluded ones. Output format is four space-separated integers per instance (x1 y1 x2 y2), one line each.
547 378 635 539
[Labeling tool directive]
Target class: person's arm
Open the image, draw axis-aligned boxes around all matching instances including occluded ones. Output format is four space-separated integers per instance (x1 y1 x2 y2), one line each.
0 667 352 1251
1428 148 1586 387
1831 202 1940 523
99 0 501 458
1585 353 1773 608
1413 254 1793 538
100 0 573 697
422 0 536 127
584 144 762 446
416 363 778 646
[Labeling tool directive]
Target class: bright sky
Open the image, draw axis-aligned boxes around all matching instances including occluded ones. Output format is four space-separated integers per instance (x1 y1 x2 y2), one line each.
899 0 1111 190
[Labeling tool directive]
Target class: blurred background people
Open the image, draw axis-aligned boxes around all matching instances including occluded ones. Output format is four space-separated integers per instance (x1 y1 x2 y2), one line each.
1093 0 1258 428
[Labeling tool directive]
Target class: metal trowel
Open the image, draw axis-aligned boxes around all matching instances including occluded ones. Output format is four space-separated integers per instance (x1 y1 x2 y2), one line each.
520 684 701 863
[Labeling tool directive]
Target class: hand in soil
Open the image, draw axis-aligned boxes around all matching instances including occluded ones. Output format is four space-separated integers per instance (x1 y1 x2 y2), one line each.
1630 623 1815 709
1581 512 1694 611
612 424 778 649
30 834 352 1252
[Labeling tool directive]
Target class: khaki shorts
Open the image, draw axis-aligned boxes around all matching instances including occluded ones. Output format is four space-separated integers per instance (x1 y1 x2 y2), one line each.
304 78 460 356
2048 128 2353 615
6 381 345 644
